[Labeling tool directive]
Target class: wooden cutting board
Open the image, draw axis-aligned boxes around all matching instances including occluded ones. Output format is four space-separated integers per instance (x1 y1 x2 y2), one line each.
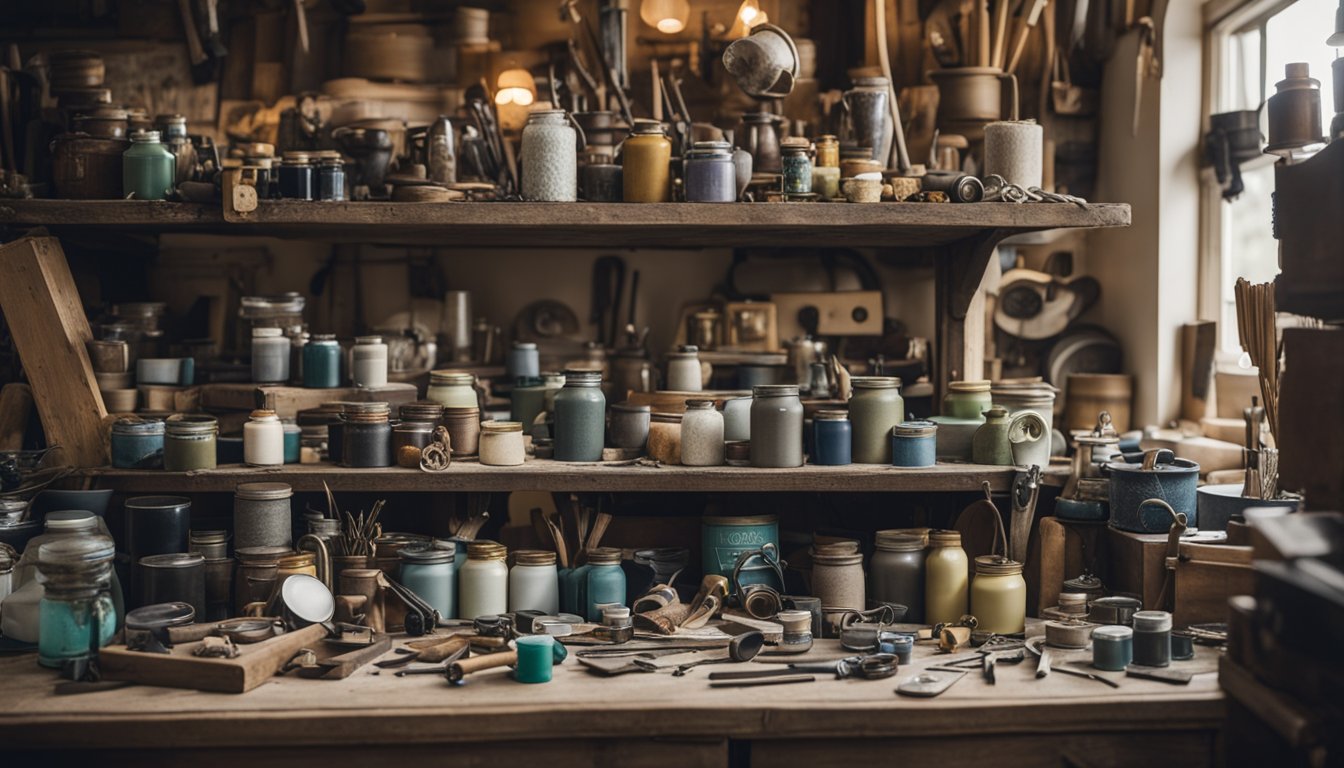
98 623 327 693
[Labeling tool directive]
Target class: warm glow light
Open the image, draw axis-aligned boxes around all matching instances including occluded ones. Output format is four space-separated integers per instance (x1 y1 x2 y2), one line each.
738 1 758 24
640 0 690 35
495 67 535 106
495 87 535 106
728 0 766 37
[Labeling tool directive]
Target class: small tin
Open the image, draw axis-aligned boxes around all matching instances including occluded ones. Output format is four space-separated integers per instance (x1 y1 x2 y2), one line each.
811 410 851 466
891 420 937 468
111 417 165 469
1092 625 1134 671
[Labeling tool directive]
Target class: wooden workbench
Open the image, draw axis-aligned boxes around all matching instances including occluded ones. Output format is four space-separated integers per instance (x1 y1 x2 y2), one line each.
0 636 1223 767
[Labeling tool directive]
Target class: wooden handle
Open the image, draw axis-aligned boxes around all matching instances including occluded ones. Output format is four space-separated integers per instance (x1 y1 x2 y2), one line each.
448 650 517 683
418 636 470 663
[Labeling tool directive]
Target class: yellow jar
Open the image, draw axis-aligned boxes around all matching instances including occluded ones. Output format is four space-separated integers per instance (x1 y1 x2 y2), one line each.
622 121 672 202
970 556 1026 634
814 135 840 168
276 552 316 581
924 530 968 625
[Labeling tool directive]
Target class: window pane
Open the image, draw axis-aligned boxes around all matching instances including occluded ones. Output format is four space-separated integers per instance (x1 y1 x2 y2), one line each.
1265 0 1334 139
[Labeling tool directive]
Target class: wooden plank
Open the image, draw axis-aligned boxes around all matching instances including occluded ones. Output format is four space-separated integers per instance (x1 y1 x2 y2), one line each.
0 237 108 467
0 383 33 451
1105 527 1169 611
1218 656 1325 749
198 383 420 418
751 732 1217 767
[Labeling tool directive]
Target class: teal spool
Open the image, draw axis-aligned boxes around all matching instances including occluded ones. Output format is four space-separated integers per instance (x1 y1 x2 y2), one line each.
700 515 779 579
122 130 176 200
584 548 626 622
302 336 342 388
514 634 555 683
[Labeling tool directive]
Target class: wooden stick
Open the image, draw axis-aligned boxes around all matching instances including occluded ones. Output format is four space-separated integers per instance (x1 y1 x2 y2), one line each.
992 0 1010 70
1006 0 1049 75
978 0 991 68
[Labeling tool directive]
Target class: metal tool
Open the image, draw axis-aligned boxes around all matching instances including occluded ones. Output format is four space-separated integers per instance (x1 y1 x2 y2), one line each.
709 653 899 682
1052 664 1121 688
709 674 815 688
1036 647 1052 678
664 631 765 676
896 669 967 697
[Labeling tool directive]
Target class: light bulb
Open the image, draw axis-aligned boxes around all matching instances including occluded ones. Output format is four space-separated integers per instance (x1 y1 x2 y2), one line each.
640 0 689 35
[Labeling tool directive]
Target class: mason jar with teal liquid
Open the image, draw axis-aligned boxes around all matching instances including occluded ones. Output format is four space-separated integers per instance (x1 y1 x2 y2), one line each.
123 130 176 200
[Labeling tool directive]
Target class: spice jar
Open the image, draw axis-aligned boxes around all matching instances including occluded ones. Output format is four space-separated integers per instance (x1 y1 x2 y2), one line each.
164 414 218 471
585 547 626 622
37 536 117 669
1132 610 1172 667
781 137 813 195
684 140 737 203
399 544 456 619
970 556 1026 634
870 531 925 623
646 412 683 464
251 327 290 383
849 376 903 464
122 130 175 200
427 370 478 408
1093 625 1134 671
342 401 392 467
750 385 804 468
943 380 992 419
458 541 508 620
521 109 580 202
666 345 704 391
233 482 293 550
351 336 388 388
393 421 435 468
278 151 315 200
303 335 342 388
924 530 969 626
810 550 865 612
553 370 606 462
138 552 206 617
509 549 559 614
811 409 851 466
317 151 346 201
622 119 672 203
680 400 724 466
814 135 840 168
608 403 651 451
111 417 165 469
243 409 284 466
479 420 525 466
507 341 541 382
442 405 481 456
891 420 937 468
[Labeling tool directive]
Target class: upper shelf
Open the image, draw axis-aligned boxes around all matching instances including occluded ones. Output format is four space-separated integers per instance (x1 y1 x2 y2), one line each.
0 200 1131 248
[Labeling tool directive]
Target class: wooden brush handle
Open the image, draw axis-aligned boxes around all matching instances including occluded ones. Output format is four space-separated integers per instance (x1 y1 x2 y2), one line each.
448 650 517 683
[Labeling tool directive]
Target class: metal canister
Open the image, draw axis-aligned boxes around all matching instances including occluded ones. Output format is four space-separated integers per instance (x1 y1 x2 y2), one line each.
701 515 778 579
621 120 672 203
684 141 736 203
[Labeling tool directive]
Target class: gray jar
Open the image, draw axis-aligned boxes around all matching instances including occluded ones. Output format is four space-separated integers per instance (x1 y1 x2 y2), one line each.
554 370 606 461
849 376 903 464
608 403 651 451
251 327 290 384
684 141 737 203
521 110 581 202
870 531 925 623
722 396 752 442
681 399 725 466
750 385 803 467
233 482 294 550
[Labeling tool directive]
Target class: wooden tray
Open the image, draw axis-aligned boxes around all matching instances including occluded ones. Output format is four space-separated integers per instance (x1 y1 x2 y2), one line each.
98 623 327 694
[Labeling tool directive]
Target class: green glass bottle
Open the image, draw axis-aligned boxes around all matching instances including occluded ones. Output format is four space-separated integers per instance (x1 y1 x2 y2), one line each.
123 130 176 200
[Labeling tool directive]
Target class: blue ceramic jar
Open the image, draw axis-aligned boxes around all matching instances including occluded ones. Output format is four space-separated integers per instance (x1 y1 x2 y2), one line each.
111 418 165 469
585 547 626 622
892 420 937 467
303 335 342 388
811 410 852 465
684 141 737 203
554 370 606 462
399 545 456 619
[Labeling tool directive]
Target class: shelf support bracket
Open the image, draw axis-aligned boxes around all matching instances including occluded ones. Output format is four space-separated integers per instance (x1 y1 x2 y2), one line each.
934 229 1010 402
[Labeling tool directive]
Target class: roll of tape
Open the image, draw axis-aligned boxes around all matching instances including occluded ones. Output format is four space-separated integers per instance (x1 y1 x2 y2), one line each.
1044 619 1096 649
984 120 1043 189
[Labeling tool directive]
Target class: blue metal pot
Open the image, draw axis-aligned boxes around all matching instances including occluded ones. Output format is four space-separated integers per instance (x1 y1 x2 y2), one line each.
1105 448 1199 532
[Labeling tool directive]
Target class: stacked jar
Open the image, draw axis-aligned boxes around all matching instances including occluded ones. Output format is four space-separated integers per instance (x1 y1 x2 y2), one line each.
111 418 164 469
554 370 606 462
252 327 290 383
849 376 903 464
585 547 626 622
233 482 293 550
243 409 284 466
680 400 724 466
399 544 455 619
684 141 737 202
458 541 508 620
36 536 118 669
479 421 526 466
303 334 342 388
351 336 388 388
750 385 804 467
164 414 218 471
342 402 392 467
970 556 1026 634
924 530 969 625
811 410 851 465
509 550 559 613
427 370 478 408
870 531 926 622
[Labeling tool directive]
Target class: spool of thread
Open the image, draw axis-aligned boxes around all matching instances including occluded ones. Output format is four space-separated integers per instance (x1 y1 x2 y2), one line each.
1058 592 1089 615
1044 619 1095 649
984 120 1043 189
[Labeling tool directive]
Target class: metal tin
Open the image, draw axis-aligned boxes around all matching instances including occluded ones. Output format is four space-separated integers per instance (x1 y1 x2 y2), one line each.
608 403 651 451
1088 595 1142 625
110 418 165 469
233 482 293 550
163 414 218 471
701 515 778 579
1092 625 1134 671
891 420 937 468
138 553 206 617
1132 610 1172 667
811 410 851 466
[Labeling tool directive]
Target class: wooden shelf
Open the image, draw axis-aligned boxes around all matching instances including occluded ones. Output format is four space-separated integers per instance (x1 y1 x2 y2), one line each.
0 200 1131 248
76 460 1067 494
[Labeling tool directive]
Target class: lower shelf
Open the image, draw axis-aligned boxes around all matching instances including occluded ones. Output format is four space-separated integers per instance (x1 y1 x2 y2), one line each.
77 460 1067 493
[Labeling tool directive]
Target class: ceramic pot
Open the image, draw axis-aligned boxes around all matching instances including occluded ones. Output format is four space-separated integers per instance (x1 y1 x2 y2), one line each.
928 67 1019 142
521 110 583 202
842 177 881 203
971 406 1013 465
1106 449 1199 532
734 112 782 174
621 120 672 202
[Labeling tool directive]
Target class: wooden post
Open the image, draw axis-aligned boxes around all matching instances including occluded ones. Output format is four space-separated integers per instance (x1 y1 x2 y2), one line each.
934 231 1005 401
0 236 108 467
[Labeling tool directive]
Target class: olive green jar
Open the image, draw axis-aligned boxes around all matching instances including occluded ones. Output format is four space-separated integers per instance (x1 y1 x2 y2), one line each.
943 380 992 419
163 414 218 471
122 130 176 200
848 376 903 464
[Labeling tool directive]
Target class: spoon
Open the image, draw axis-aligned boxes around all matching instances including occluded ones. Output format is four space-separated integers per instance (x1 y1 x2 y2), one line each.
671 632 765 677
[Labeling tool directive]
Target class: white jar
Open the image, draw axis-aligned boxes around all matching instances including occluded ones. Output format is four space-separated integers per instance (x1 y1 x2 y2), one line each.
251 327 291 383
351 336 388 388
722 396 752 442
458 541 508 620
427 370 478 408
243 409 285 466
666 345 703 391
680 399 724 466
508 550 559 613
479 421 526 466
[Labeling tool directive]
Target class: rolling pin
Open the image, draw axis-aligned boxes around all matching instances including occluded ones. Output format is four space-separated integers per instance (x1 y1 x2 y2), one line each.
448 650 517 683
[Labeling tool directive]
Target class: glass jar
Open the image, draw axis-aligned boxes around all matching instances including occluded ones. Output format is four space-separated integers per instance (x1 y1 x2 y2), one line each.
849 376 904 464
811 410 851 466
665 345 703 391
243 409 284 466
781 139 813 195
870 531 925 622
970 556 1026 634
684 140 736 203
622 120 672 203
110 417 165 469
351 336 388 388
479 421 525 466
342 402 392 467
943 380 992 419
509 550 559 614
520 109 579 202
554 370 606 462
427 370 478 408
680 399 724 466
750 385 804 468
164 414 218 471
37 535 117 669
646 412 683 465
278 151 315 200
814 135 840 168
891 420 937 468
585 547 626 622
393 422 435 468
507 341 541 382
317 151 346 201
399 544 456 619
924 530 969 626
251 327 290 383
810 550 865 612
303 335 342 388
608 403 651 451
233 482 293 550
458 541 508 620
122 129 175 200
1132 610 1173 667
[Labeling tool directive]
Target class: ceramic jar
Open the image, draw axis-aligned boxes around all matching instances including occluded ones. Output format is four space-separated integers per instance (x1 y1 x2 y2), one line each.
243 409 284 466
814 135 840 167
342 402 392 467
278 151 315 200
399 545 456 619
427 371 478 408
123 130 176 200
781 138 813 194
970 556 1026 634
512 374 559 434
351 336 388 388
509 550 559 614
458 541 508 620
681 400 725 466
521 110 580 202
891 420 937 468
844 77 894 164
646 412 683 464
479 421 525 466
810 550 865 612
972 406 1014 465
750 385 803 467
811 410 851 466
924 530 969 626
111 418 165 469
303 335 342 388
1093 625 1134 671
722 396 752 442
608 403 651 451
233 482 293 550
943 380 992 419
441 406 481 457
251 327 290 383
849 376 904 464
507 341 541 382
991 381 1057 457
871 531 925 622
585 547 626 622
163 414 217 471
666 345 703 391
684 141 737 203
622 120 672 202
554 371 606 462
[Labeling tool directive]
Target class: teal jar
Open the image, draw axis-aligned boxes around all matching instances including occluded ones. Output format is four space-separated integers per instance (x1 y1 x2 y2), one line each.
111 418 165 469
554 370 606 462
701 515 779 578
122 130 176 200
943 380 992 419
849 376 904 464
399 545 456 619
37 535 118 669
560 563 590 616
585 547 626 622
303 335 342 388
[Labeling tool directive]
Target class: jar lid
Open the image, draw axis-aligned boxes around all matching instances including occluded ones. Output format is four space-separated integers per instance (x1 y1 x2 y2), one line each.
130 129 162 142
481 420 523 433
812 551 862 566
394 421 435 433
814 409 849 421
587 546 622 565
512 341 538 350
344 401 391 416
651 411 683 424
815 134 838 144
39 535 115 566
253 327 283 338
235 545 293 561
441 405 481 419
753 384 799 397
112 417 165 435
234 481 294 500
702 514 777 526
514 549 556 566
1132 610 1173 633
124 496 192 511
282 151 311 163
974 555 1022 576
927 529 962 547
139 552 204 569
166 414 218 435
602 605 631 621
851 376 901 390
44 510 98 531
947 380 991 393
354 335 384 345
563 370 602 383
630 119 665 135
893 420 937 437
125 602 195 630
467 541 508 561
611 403 652 413
874 531 924 551
249 409 279 420
400 544 454 564
191 529 229 543
400 402 445 420
310 334 338 343
1059 592 1089 609
430 370 476 385
684 399 716 410
691 140 732 151
1093 625 1134 642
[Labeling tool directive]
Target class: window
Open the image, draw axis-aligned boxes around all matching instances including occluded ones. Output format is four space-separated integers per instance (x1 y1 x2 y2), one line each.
1200 0 1334 354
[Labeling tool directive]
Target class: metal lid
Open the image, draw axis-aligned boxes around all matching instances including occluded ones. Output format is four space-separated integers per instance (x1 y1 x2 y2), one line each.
512 341 538 350
430 370 475 385
309 334 338 343
563 370 602 384
481 420 523 434
354 335 385 346
253 327 284 338
685 399 716 410
399 544 454 564
812 551 862 566
1092 625 1133 642
851 376 901 389
587 546 622 565
893 420 937 437
974 554 1022 576
235 545 293 562
125 495 192 511
514 549 557 566
874 531 924 552
467 541 508 561
249 409 279 420
814 409 849 421
630 119 666 135
165 414 218 435
39 535 115 566
190 530 229 544
139 552 205 569
44 510 98 531
130 129 162 142
125 602 195 630
927 529 962 547
112 417 164 435
753 384 799 397
282 151 312 163
1132 610 1172 633
947 380 991 393
393 421 435 433
399 402 445 421
235 482 294 501
611 403 652 413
